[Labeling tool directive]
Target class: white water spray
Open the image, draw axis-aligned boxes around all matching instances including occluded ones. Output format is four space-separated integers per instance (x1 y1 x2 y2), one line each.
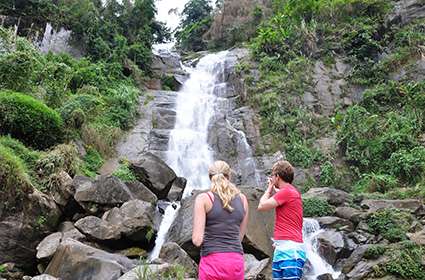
303 218 341 279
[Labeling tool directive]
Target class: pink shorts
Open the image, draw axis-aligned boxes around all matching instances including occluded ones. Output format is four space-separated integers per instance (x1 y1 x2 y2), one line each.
199 252 244 280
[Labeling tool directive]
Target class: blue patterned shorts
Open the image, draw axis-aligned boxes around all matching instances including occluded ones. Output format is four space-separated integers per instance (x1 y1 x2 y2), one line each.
272 240 306 280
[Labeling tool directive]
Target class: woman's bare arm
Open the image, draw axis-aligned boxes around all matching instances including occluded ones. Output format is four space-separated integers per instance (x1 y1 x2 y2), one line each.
192 193 207 247
239 193 249 241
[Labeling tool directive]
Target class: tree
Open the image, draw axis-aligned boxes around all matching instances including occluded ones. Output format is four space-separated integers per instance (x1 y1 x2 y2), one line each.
180 0 212 27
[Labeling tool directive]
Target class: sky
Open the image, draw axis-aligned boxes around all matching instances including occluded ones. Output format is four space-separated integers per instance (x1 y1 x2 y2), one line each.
155 0 189 31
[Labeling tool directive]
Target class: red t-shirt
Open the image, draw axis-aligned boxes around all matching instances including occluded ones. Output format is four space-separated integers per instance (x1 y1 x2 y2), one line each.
272 184 303 242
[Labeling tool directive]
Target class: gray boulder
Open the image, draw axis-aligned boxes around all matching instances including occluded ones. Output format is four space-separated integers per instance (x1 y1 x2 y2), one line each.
303 188 350 206
73 175 135 213
335 207 364 225
31 275 59 280
50 171 74 207
74 216 121 241
167 177 187 201
0 190 61 270
36 233 62 260
360 199 423 214
130 152 177 199
125 181 158 204
244 254 269 280
159 242 197 277
117 263 171 280
316 216 355 232
45 239 135 280
317 230 356 265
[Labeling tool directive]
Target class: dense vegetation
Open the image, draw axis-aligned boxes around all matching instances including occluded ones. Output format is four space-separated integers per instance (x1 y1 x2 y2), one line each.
0 0 166 195
229 0 425 200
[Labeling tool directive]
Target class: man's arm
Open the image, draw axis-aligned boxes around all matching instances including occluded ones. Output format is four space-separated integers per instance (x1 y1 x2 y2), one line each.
257 184 279 211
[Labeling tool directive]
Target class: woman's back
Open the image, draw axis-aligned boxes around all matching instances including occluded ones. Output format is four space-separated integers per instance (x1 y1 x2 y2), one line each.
201 192 245 257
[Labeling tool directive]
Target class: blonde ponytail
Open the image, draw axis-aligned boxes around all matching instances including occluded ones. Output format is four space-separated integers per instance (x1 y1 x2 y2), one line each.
208 161 240 211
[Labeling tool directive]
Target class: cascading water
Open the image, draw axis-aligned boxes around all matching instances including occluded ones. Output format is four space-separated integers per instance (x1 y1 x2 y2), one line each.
303 218 341 279
149 51 229 260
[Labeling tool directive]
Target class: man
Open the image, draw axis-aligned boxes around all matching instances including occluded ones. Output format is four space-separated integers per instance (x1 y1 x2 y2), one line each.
257 160 306 280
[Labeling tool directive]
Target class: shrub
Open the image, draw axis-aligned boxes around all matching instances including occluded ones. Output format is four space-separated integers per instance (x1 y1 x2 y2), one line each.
367 208 412 242
385 242 425 279
0 136 41 169
354 173 399 193
364 245 386 260
386 147 425 185
319 161 336 187
303 197 334 217
286 142 322 169
35 144 79 178
0 91 64 149
0 145 32 213
60 94 102 128
112 161 137 182
80 147 104 177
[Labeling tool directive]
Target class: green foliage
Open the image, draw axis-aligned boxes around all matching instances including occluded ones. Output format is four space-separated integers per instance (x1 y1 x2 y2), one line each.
0 136 41 169
0 145 32 214
176 0 212 51
60 94 102 129
386 147 425 184
35 144 79 179
112 161 137 182
176 17 212 51
354 173 399 193
286 142 322 169
302 197 334 217
162 264 186 280
80 147 104 178
367 208 412 242
319 161 336 187
0 91 64 149
384 242 425 280
364 245 386 260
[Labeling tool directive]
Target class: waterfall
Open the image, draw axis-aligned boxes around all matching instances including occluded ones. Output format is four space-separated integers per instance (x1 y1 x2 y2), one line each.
149 51 230 260
38 23 81 56
166 51 229 198
303 218 341 279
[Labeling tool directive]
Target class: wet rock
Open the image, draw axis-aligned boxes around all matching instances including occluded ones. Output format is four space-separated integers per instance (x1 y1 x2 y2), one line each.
125 181 158 204
159 242 197 277
167 177 187 201
303 187 350 206
45 239 135 280
130 152 177 199
316 216 355 232
244 254 269 280
317 230 356 266
341 245 370 273
317 273 334 280
345 257 388 280
361 199 423 214
152 52 183 74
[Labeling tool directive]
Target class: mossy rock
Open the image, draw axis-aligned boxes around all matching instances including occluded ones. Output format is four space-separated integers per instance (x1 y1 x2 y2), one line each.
0 145 32 214
0 91 64 149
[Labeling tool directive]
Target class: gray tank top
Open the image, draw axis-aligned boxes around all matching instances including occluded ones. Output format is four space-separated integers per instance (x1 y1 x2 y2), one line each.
200 192 245 257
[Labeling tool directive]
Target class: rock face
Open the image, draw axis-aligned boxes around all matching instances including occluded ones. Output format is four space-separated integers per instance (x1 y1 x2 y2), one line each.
389 0 425 25
0 190 61 270
45 239 135 280
360 199 423 214
130 152 177 199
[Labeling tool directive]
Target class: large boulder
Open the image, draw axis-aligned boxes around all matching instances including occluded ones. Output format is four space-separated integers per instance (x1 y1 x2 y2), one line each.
360 199 423 214
117 263 171 280
389 0 425 25
45 239 135 280
244 254 269 280
335 207 364 225
74 216 121 241
130 152 177 199
0 190 61 270
303 187 350 206
317 230 357 265
103 200 156 242
316 216 355 232
125 182 158 204
73 175 135 214
159 242 197 277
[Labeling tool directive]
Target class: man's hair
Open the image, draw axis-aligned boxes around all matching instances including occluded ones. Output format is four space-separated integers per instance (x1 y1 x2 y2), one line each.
272 160 294 183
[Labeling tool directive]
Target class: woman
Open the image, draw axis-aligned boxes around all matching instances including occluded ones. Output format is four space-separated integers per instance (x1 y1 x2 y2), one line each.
257 160 306 280
192 161 249 280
